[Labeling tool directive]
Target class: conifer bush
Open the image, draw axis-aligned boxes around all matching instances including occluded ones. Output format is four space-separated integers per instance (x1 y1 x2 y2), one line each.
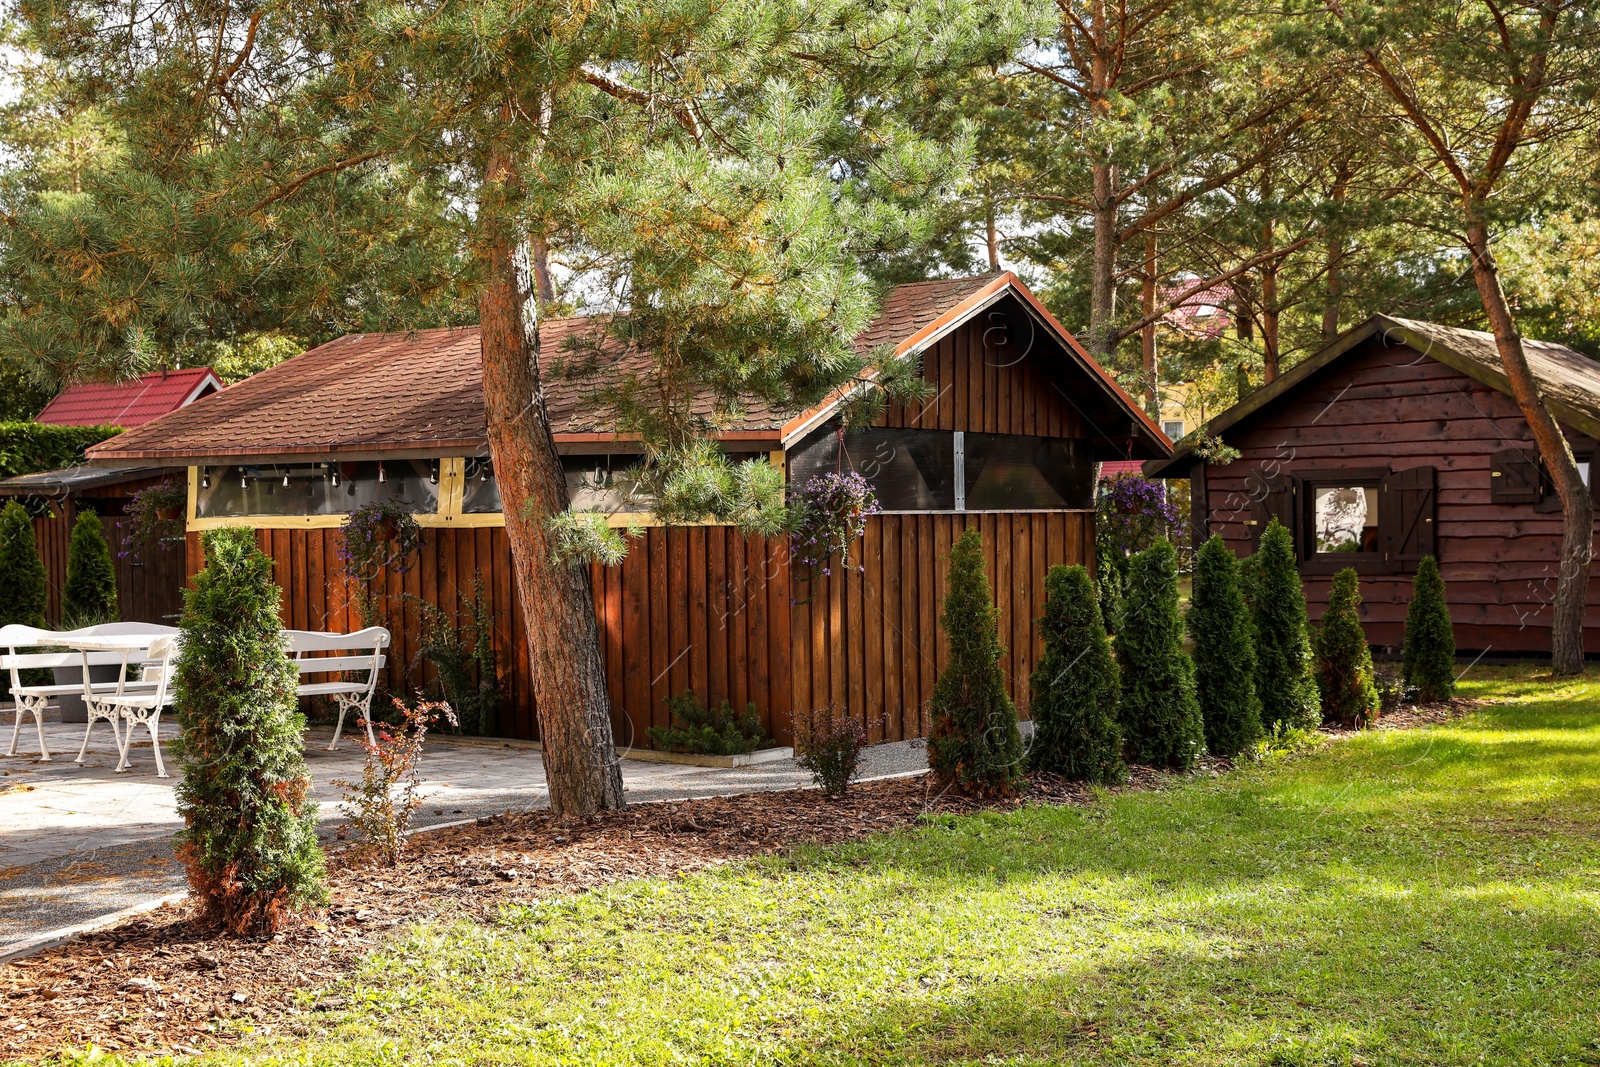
1249 519 1321 732
1403 555 1456 703
1188 536 1263 757
1117 538 1205 770
1028 564 1124 783
1314 567 1381 728
0 500 47 629
927 527 1025 794
173 527 326 933
62 510 118 625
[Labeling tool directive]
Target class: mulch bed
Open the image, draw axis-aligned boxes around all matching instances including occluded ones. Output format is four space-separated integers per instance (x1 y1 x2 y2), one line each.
0 703 1465 1062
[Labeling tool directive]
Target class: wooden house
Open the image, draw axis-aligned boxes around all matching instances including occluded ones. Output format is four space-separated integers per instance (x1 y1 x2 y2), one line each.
87 273 1170 745
1145 315 1600 656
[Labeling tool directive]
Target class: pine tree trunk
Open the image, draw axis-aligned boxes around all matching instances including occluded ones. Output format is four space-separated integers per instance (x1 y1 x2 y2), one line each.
1088 158 1119 358
1465 216 1593 675
1259 196 1279 381
1321 169 1349 342
985 204 1000 272
479 149 626 816
1141 231 1158 417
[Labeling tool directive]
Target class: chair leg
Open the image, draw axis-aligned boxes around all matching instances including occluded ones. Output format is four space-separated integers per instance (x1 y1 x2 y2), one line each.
363 700 377 748
148 717 167 778
31 705 50 762
328 703 346 751
114 716 131 773
75 716 94 763
6 707 20 757
76 711 120 764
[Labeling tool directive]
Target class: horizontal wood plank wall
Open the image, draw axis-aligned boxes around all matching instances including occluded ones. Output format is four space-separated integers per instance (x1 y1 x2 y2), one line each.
184 524 793 745
879 316 1087 438
1202 340 1600 653
790 511 1093 738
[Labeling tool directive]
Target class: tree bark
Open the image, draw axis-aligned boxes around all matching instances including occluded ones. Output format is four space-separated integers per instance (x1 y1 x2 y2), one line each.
1259 175 1279 381
985 203 1000 272
1088 158 1119 358
1465 215 1593 675
1321 167 1349 341
479 149 626 815
1141 231 1159 417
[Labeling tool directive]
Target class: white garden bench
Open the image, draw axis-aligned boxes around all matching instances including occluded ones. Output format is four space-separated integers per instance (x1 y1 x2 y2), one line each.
0 623 178 763
283 626 390 750
95 635 180 777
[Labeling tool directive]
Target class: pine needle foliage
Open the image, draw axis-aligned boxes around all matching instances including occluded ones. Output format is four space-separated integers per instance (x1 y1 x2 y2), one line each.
1028 564 1125 783
1117 538 1205 770
1403 556 1456 703
173 527 326 934
0 500 47 629
1314 568 1380 728
1188 536 1262 758
62 510 118 625
1249 519 1321 732
927 527 1024 795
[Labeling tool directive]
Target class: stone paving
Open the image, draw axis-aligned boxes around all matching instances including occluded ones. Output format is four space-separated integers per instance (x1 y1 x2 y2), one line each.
0 715 930 959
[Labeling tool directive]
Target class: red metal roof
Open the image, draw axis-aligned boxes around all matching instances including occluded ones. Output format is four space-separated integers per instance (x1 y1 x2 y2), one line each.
35 367 222 428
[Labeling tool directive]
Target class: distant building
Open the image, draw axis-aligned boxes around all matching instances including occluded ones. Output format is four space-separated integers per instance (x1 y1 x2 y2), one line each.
1159 281 1233 342
35 367 222 428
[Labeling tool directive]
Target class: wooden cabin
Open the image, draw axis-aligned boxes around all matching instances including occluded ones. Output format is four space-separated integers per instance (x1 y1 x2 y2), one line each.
87 273 1170 744
1145 315 1600 656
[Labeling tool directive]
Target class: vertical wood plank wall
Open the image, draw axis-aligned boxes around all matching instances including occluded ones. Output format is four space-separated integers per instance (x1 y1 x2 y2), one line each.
789 512 1094 740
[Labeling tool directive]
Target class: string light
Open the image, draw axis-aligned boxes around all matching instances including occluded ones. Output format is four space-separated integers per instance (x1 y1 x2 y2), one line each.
429 460 439 485
200 468 210 489
378 462 386 484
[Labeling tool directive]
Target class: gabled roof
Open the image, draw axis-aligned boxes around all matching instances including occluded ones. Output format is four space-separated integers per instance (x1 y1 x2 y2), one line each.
89 274 1169 465
1143 314 1600 478
35 367 222 428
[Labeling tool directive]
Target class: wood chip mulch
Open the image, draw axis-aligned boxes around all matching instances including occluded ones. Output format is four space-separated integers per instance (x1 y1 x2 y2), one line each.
0 706 1456 1062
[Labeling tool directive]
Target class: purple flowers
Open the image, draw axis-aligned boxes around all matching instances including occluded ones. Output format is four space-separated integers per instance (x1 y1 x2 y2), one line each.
791 471 880 572
1097 473 1181 556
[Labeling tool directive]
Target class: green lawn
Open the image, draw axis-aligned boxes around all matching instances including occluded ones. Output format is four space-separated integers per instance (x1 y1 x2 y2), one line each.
83 668 1600 1065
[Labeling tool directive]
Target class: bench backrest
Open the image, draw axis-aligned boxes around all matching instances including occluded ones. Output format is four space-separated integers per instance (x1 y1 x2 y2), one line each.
1 623 170 690
282 628 389 692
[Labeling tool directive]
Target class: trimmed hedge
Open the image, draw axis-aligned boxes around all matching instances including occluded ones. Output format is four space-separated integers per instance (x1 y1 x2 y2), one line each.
0 421 121 479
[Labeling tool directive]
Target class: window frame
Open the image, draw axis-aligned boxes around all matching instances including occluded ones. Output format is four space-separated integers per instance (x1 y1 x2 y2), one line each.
1296 467 1390 574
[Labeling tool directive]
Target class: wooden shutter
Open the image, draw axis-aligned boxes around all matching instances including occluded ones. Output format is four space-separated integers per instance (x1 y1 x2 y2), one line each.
1490 447 1543 505
1379 465 1436 572
1247 472 1298 550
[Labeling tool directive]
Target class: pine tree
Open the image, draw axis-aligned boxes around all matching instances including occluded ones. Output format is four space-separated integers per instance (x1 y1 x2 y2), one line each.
1029 564 1125 783
1403 555 1455 703
1250 519 1321 732
1188 536 1263 758
1315 568 1380 728
1117 538 1205 770
928 527 1025 795
0 500 47 629
173 527 326 933
62 509 118 625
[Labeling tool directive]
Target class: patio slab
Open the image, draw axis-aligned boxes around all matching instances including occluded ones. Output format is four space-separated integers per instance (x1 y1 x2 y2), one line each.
1 718 930 960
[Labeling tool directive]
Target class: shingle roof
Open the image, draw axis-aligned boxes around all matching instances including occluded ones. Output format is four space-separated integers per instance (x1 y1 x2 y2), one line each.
1143 314 1600 478
89 275 1171 465
35 367 221 428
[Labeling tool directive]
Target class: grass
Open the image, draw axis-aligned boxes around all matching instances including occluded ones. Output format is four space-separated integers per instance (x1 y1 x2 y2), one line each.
56 667 1600 1066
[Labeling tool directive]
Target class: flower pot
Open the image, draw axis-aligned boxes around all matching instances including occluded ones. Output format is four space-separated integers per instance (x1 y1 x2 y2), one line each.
374 517 400 542
51 663 122 724
155 506 182 523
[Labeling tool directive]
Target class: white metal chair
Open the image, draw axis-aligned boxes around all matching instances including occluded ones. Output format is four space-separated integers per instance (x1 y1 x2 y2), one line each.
96 635 180 778
66 623 180 766
283 627 390 750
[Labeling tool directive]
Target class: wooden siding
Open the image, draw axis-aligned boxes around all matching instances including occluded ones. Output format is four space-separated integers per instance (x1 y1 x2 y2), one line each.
184 511 1093 744
29 474 187 627
879 316 1088 438
1201 339 1600 653
789 511 1094 739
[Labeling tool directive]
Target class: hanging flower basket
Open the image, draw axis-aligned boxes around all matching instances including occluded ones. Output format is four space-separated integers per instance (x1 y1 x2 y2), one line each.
790 471 880 578
340 499 423 583
118 478 189 563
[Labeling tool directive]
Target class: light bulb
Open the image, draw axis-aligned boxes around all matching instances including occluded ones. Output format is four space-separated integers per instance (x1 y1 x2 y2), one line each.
200 468 210 489
429 460 439 485
282 473 290 487
378 463 386 484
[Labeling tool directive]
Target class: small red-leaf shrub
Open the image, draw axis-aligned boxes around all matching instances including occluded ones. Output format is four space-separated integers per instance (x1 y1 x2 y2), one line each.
335 698 456 867
793 704 874 796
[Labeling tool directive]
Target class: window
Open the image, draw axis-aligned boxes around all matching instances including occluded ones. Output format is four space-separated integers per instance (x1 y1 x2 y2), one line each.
789 427 956 511
1310 484 1379 554
1162 420 1185 440
963 433 1094 510
788 423 1093 512
462 455 650 514
195 460 439 518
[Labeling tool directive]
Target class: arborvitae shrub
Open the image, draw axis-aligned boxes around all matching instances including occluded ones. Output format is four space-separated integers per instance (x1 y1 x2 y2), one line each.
1028 564 1125 783
927 527 1025 794
173 527 326 933
0 500 47 629
1117 538 1205 770
1188 536 1263 757
1314 567 1380 728
62 510 118 625
1403 556 1456 703
1249 519 1321 732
